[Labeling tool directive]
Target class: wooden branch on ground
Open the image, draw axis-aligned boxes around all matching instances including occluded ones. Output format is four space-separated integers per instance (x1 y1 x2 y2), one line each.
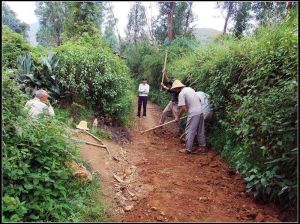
81 130 111 155
140 116 187 134
72 138 107 149
83 130 104 144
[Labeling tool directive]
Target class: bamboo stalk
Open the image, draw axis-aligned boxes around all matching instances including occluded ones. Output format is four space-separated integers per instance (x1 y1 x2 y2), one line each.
140 116 187 134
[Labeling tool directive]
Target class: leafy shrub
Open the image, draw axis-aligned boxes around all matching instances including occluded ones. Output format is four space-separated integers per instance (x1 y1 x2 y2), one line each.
2 26 66 99
2 71 105 221
124 41 159 79
54 35 134 125
2 25 32 68
125 11 298 209
124 36 199 89
9 51 67 100
148 89 170 109
167 11 298 209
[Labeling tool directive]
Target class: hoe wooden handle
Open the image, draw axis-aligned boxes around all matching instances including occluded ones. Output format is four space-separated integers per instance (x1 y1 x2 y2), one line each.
140 116 187 134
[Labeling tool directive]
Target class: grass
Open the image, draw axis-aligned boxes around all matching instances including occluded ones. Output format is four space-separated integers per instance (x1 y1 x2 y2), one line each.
89 127 112 140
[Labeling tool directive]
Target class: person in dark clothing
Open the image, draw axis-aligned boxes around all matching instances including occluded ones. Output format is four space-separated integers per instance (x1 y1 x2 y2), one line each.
137 78 150 117
159 70 179 125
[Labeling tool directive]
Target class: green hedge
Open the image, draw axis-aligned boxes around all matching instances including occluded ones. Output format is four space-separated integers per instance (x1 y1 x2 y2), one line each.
2 25 32 68
2 71 105 222
54 35 134 126
168 11 297 208
125 11 298 209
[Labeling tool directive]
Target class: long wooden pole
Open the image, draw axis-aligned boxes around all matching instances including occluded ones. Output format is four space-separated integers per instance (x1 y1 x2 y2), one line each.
81 130 111 155
72 138 107 148
160 50 168 91
140 116 187 134
83 130 105 145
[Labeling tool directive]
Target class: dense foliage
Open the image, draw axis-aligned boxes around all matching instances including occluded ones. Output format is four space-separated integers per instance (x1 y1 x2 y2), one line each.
126 2 147 43
124 11 298 209
2 3 29 38
63 2 102 41
154 2 194 43
35 1 65 47
2 26 32 68
2 72 105 222
55 35 134 125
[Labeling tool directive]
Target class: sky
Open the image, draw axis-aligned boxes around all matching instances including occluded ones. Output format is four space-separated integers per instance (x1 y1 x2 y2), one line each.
4 1 230 38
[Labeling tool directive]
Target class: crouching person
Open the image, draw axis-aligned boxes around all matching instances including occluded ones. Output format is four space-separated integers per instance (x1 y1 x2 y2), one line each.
25 89 55 118
172 80 207 154
159 80 179 125
196 91 213 130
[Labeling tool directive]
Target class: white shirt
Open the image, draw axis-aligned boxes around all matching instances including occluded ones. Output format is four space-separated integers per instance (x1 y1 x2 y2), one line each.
178 87 202 117
25 98 55 118
138 83 150 96
196 91 212 116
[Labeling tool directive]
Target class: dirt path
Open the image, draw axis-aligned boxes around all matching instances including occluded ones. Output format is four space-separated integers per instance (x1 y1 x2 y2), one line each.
74 99 283 222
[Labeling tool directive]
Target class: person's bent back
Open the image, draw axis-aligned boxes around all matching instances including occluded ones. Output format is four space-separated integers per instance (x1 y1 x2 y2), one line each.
25 89 55 118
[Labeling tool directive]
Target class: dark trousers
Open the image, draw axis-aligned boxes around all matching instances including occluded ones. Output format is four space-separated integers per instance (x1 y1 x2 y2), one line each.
137 96 148 117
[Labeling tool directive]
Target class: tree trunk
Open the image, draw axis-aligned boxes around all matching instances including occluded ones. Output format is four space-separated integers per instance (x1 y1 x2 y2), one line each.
108 2 122 51
134 4 138 44
184 2 192 34
167 2 175 41
223 2 233 34
286 1 293 11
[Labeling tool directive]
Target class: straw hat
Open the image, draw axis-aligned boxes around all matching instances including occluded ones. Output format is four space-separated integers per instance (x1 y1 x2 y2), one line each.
76 121 89 130
170 79 185 90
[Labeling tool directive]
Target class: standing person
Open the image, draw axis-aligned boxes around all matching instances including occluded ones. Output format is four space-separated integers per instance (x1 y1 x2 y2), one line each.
159 70 179 125
25 89 55 118
137 78 150 117
172 80 207 154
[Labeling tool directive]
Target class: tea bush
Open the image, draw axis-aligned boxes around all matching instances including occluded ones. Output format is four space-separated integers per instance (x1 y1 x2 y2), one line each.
125 11 298 209
167 11 298 208
2 71 105 222
54 35 134 125
2 25 32 68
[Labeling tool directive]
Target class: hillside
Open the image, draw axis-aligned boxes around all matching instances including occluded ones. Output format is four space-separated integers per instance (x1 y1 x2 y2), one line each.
192 27 222 44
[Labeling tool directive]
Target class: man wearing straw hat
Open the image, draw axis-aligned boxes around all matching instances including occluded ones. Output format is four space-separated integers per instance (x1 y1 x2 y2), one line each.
172 80 207 154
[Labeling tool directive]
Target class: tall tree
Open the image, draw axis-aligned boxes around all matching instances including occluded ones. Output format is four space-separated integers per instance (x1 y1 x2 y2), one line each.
232 2 252 38
184 2 194 34
251 1 291 26
167 2 175 41
154 2 194 43
35 1 65 47
63 2 101 40
217 2 236 34
126 2 147 43
101 2 121 52
2 3 29 38
103 26 118 51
